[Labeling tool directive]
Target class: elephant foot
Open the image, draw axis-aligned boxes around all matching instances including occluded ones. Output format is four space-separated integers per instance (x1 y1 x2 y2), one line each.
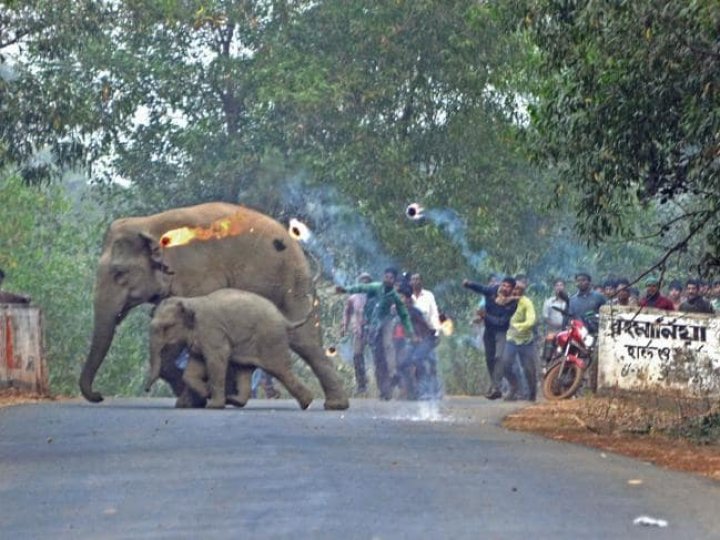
175 389 207 409
226 394 247 408
206 399 226 409
297 394 313 410
323 396 350 410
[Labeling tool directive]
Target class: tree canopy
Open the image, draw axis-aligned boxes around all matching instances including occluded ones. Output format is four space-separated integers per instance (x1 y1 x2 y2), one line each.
2 0 715 396
503 0 720 278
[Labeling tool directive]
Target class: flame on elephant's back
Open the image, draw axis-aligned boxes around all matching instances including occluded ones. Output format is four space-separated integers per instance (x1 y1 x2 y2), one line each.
160 212 250 248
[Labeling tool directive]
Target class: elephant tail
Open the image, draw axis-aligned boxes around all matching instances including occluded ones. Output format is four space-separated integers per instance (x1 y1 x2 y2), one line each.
287 290 317 330
286 245 322 331
305 246 322 290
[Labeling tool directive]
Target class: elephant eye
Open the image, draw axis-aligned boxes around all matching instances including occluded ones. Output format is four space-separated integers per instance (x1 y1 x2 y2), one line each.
111 267 128 284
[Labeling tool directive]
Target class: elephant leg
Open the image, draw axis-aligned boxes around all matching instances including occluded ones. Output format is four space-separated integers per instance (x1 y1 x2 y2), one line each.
289 324 349 410
226 366 252 408
174 389 207 409
182 356 210 399
159 360 186 396
175 355 208 409
205 347 231 409
261 356 314 410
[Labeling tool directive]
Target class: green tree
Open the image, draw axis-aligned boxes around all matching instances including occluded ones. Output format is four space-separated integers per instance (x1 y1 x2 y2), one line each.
3 1 564 282
0 170 152 396
502 0 720 278
252 1 561 283
0 1 119 182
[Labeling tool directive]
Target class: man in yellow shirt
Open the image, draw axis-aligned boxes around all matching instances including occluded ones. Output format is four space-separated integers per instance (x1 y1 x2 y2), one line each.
496 280 537 401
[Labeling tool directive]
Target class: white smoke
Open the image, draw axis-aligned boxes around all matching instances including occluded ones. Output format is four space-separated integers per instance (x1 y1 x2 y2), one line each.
277 176 396 286
423 207 488 271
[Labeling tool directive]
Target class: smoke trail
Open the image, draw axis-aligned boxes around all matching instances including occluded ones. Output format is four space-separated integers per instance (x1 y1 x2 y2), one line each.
0 62 19 83
274 176 396 286
423 208 488 271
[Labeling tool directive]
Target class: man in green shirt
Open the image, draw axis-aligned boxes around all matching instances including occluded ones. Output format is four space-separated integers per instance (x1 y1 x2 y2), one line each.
337 267 414 400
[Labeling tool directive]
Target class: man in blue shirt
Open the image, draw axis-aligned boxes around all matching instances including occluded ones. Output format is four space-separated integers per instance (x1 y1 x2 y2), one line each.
567 272 606 333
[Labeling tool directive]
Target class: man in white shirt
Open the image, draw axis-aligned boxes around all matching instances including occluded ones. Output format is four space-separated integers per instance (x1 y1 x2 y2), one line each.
540 278 567 367
410 273 441 334
410 273 442 398
542 278 567 334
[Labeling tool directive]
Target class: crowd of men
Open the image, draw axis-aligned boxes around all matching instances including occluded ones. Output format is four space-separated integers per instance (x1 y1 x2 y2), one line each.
472 272 719 402
5 260 717 402
337 270 720 402
337 269 442 401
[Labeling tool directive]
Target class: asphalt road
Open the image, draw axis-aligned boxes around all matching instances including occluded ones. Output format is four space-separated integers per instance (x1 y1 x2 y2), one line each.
1 397 718 539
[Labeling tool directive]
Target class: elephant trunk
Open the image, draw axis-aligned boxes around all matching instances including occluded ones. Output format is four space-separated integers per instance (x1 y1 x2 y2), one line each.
80 278 126 403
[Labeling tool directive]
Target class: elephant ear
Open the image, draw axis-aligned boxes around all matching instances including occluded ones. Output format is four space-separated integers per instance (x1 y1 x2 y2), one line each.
178 301 196 330
138 232 171 273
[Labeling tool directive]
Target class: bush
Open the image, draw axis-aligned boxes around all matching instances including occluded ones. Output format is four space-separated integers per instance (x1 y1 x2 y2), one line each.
0 173 100 394
437 330 489 396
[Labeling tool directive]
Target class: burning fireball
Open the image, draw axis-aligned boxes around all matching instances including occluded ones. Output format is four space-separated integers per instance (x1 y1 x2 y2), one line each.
160 212 248 248
405 203 424 221
288 218 312 241
439 314 454 336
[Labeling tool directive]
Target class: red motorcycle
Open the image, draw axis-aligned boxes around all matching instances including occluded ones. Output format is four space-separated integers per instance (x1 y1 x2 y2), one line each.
541 307 598 400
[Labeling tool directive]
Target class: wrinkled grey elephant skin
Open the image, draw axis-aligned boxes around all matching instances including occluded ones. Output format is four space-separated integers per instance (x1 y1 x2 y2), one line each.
146 290 314 409
79 202 348 410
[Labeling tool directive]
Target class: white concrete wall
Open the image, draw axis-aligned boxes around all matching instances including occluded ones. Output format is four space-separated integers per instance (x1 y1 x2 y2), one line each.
597 305 720 397
0 304 48 394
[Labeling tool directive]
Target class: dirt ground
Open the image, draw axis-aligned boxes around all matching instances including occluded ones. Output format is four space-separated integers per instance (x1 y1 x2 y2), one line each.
503 396 720 482
0 387 66 407
3 388 718 481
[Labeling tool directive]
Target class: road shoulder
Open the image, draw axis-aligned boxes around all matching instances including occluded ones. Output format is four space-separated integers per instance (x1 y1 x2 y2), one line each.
503 398 720 481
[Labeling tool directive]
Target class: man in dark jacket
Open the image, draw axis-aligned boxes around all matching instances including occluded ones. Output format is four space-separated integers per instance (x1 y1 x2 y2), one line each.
462 275 518 399
679 279 715 314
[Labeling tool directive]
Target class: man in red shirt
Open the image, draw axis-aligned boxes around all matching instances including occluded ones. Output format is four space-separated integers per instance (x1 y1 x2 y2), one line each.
639 275 674 311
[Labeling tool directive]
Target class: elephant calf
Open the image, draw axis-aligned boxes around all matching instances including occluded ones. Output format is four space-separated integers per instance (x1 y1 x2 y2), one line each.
145 289 314 409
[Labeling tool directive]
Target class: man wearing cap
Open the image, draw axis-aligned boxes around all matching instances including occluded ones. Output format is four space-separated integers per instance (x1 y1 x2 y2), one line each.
639 275 674 311
341 272 373 395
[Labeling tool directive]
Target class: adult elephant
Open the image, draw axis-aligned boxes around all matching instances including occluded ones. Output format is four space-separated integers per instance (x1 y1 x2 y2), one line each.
79 202 349 410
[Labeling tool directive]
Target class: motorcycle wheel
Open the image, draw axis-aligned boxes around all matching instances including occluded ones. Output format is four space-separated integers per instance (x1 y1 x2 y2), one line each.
542 360 584 400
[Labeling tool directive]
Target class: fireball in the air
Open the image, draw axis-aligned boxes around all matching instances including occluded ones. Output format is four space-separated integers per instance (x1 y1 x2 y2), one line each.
405 203 424 221
288 218 312 241
439 315 454 336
